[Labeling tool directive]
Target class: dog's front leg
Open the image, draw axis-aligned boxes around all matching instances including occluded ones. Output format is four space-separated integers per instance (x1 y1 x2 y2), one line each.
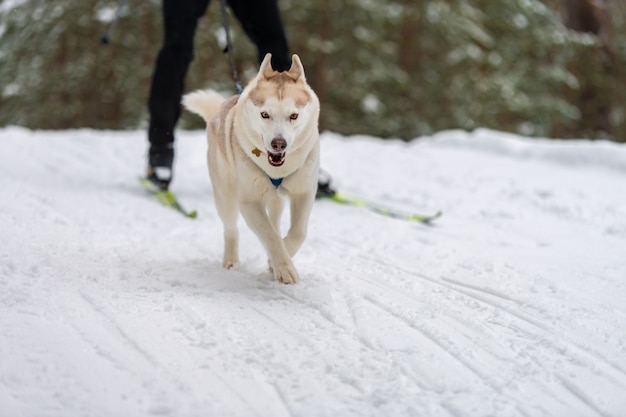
240 201 298 284
283 192 315 257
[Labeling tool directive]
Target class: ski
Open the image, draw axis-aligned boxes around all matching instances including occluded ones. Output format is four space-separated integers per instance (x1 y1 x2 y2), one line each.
138 177 198 219
320 192 441 224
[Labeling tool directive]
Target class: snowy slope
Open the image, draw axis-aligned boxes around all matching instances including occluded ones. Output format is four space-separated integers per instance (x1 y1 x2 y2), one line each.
1 126 625 417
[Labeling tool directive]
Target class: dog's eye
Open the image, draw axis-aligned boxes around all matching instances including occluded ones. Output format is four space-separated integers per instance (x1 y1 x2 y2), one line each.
260 111 270 119
289 113 298 121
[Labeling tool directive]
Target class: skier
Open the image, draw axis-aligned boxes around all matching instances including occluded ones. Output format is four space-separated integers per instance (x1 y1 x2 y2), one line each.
146 0 336 197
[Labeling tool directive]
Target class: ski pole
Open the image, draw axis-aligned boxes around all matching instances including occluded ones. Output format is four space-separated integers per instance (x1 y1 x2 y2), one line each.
100 0 129 45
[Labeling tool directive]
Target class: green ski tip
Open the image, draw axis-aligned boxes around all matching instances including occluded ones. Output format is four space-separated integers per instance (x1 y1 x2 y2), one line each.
324 192 441 224
139 177 198 219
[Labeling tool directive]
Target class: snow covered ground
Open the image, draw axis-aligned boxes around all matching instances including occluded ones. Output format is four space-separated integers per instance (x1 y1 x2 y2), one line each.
1 126 625 417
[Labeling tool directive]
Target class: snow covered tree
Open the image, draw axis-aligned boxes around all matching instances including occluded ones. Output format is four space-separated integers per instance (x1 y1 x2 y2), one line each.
0 0 159 128
560 0 626 141
281 0 611 139
0 0 241 130
1 0 625 141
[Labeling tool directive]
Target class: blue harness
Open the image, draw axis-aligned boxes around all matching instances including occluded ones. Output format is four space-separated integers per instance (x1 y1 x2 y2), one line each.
269 177 283 188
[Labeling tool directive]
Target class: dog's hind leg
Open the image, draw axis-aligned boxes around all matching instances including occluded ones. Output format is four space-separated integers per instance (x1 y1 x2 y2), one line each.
213 189 240 269
240 201 298 284
222 222 239 270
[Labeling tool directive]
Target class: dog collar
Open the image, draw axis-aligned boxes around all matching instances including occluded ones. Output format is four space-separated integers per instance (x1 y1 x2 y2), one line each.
269 177 283 188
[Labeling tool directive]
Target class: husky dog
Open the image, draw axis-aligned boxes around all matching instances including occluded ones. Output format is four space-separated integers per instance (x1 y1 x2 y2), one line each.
183 54 320 284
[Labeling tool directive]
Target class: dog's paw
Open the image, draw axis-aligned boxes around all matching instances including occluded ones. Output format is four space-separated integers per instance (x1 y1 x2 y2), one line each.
271 262 299 284
223 260 239 270
277 268 299 284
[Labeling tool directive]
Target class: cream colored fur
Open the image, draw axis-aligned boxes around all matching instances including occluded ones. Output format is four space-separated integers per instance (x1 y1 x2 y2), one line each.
183 54 320 284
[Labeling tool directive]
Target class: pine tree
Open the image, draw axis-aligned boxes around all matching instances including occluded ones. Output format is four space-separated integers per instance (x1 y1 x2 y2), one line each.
1 0 625 141
283 0 601 139
0 0 241 130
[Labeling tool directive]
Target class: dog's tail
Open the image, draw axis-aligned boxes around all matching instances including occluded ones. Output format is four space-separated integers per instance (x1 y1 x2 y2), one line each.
182 90 225 124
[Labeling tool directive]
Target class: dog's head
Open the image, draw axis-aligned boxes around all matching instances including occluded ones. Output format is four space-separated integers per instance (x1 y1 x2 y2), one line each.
239 54 319 168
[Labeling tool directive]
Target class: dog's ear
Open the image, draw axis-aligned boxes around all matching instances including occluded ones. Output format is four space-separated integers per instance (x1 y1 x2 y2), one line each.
259 53 275 79
287 54 305 82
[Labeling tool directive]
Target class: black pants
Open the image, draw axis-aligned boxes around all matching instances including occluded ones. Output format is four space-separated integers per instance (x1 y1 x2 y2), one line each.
148 0 291 150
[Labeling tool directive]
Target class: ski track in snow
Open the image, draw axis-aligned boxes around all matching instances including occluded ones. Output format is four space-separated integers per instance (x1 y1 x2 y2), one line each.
1 126 626 417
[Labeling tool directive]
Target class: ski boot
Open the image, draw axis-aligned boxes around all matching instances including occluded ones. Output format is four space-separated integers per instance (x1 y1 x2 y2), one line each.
147 144 174 191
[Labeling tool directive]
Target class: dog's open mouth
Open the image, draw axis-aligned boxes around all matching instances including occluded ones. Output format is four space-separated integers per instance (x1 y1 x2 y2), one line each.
268 151 286 167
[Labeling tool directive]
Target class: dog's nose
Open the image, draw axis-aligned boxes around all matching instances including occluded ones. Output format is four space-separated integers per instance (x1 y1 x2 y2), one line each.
271 137 287 152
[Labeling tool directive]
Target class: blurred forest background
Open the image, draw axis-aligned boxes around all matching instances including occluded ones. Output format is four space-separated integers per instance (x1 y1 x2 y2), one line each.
1 0 625 142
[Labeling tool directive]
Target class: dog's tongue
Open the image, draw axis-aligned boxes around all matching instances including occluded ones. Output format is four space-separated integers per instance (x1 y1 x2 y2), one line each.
268 151 286 167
